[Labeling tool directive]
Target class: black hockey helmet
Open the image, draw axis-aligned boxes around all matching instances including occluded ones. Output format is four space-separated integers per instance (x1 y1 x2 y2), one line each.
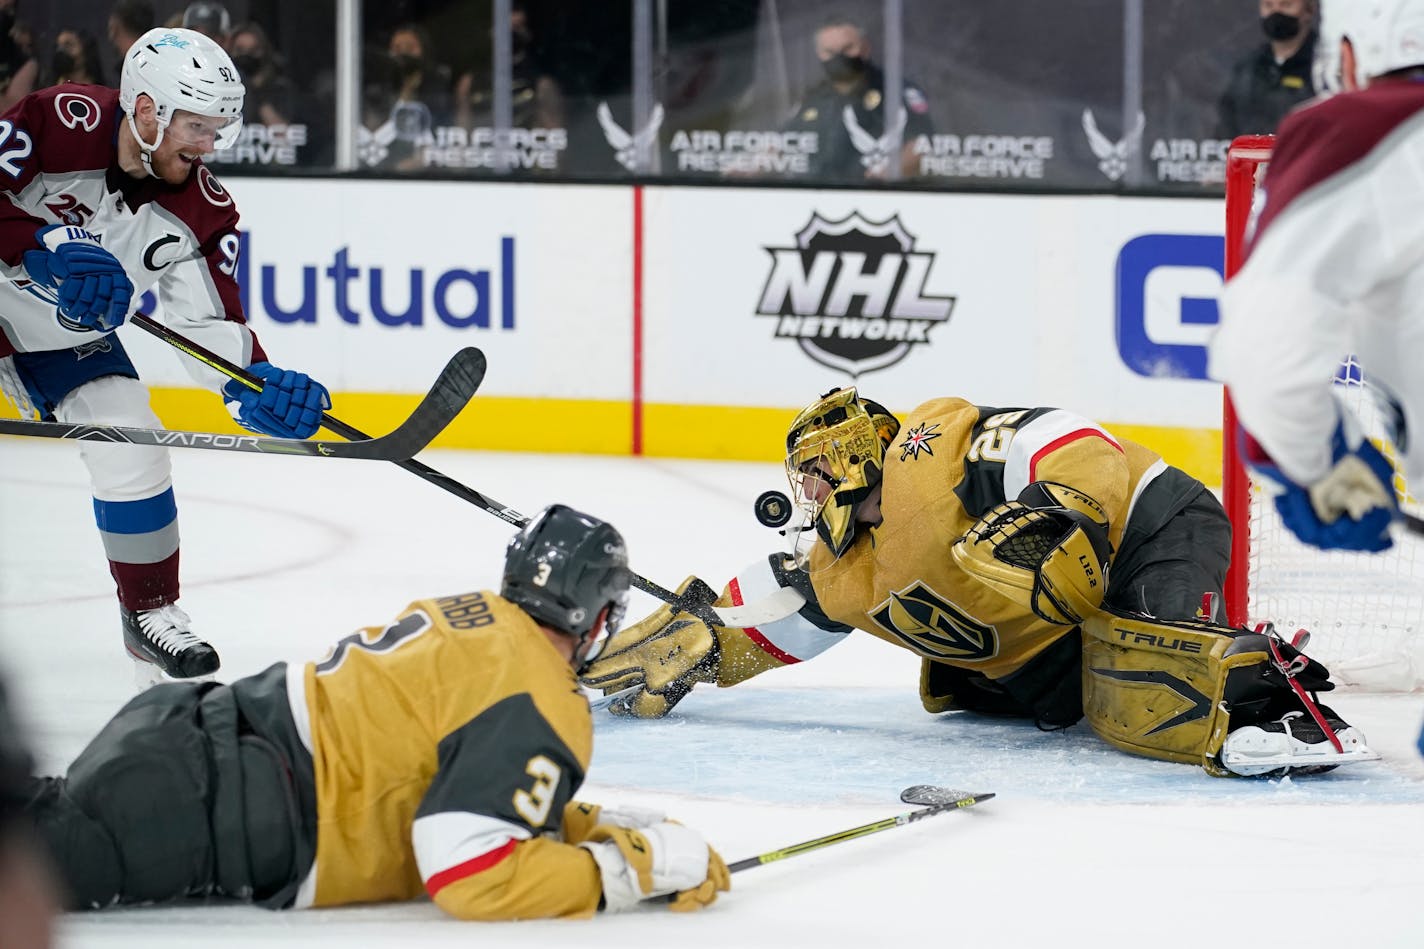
502 504 631 669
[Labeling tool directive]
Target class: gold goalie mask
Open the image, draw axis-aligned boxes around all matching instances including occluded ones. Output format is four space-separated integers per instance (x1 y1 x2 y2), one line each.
785 387 901 558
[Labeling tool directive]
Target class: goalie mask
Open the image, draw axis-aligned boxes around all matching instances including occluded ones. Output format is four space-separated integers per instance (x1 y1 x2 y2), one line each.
785 387 900 559
502 504 631 672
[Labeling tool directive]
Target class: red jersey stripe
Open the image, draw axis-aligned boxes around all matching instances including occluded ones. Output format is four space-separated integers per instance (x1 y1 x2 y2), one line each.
424 838 518 897
1028 429 1122 482
728 577 802 665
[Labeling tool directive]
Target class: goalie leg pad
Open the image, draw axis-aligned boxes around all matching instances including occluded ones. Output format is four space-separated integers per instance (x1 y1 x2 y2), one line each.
1081 612 1262 776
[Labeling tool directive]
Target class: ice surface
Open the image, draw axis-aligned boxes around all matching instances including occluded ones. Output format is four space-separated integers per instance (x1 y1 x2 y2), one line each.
3 440 1422 948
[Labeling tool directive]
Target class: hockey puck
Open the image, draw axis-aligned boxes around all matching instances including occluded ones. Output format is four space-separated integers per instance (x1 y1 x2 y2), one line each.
754 490 793 528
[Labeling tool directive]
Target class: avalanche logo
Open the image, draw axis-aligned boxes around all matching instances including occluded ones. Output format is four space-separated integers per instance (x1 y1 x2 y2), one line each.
54 93 102 132
197 166 232 207
756 212 955 376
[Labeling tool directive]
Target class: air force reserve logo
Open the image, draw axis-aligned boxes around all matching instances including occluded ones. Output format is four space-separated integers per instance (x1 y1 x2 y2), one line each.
756 212 955 376
1082 108 1146 182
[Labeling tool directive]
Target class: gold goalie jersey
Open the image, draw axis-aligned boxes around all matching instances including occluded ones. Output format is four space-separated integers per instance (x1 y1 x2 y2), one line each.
727 400 1174 682
284 591 606 919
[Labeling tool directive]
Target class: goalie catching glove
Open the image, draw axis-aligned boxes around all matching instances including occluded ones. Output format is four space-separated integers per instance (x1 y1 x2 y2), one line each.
579 821 731 912
581 576 786 718
952 485 1112 625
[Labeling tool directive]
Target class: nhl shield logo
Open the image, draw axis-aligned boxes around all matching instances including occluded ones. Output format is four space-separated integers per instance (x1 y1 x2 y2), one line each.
755 212 955 376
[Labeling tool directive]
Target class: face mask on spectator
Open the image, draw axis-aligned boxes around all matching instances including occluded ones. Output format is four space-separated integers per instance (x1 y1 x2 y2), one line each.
392 53 425 79
1260 12 1302 41
512 30 530 56
232 53 263 77
52 49 77 77
822 52 866 82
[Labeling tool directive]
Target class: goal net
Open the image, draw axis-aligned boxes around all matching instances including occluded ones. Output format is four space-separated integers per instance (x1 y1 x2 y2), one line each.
1221 135 1424 692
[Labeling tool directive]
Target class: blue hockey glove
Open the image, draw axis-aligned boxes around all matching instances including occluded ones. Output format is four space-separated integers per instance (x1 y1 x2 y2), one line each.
223 362 331 439
22 224 134 333
1244 423 1399 553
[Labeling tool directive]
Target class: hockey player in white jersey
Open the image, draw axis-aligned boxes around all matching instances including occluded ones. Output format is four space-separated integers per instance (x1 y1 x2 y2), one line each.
1208 0 1424 755
0 29 330 683
1211 0 1424 552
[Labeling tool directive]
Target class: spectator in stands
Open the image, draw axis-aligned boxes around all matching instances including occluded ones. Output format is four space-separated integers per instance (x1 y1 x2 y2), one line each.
230 21 298 127
1215 0 1318 138
107 0 154 62
0 0 37 111
182 1 232 50
781 16 932 181
453 1 565 133
387 22 454 138
47 27 107 88
0 671 56 949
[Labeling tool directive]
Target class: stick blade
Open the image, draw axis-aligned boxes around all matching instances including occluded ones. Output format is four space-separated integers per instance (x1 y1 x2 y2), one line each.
900 785 984 806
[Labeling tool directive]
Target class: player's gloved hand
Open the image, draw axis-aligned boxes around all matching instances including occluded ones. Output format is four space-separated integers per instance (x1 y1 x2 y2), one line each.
561 800 667 845
1244 423 1398 552
580 577 723 718
579 821 731 912
223 362 331 439
22 224 134 333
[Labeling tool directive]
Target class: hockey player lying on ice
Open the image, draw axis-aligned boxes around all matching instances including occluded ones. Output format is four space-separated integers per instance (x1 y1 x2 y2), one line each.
21 506 730 917
584 387 1380 778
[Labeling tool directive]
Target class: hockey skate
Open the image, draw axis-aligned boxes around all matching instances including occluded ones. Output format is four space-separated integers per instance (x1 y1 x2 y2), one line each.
1220 708 1380 776
122 604 220 686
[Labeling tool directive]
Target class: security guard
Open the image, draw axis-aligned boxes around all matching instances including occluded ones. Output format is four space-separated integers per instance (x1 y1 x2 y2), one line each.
1215 0 1318 138
783 18 933 180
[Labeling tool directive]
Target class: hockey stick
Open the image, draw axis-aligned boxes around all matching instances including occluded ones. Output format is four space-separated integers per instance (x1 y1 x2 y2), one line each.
724 788 994 874
129 314 797 629
0 347 485 461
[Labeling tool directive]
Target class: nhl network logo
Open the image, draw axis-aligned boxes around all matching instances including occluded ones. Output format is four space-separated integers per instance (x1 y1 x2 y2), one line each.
1082 108 1145 181
756 212 955 376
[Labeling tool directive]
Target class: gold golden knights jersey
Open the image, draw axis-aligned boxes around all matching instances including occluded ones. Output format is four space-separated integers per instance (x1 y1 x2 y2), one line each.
280 591 605 919
716 400 1177 682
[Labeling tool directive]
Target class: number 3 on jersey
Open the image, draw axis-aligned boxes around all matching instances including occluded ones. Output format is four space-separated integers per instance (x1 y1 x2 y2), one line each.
513 755 562 827
315 610 432 674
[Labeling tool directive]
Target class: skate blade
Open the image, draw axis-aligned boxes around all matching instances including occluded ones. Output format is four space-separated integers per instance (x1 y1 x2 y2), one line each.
1220 728 1382 776
128 653 217 690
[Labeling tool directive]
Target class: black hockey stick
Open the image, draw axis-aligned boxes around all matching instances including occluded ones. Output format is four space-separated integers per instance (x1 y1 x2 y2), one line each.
130 314 797 629
724 788 993 874
0 346 485 461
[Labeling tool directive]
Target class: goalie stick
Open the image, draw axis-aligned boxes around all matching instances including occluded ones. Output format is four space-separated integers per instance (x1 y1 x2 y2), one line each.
130 314 799 629
724 787 993 874
0 346 485 461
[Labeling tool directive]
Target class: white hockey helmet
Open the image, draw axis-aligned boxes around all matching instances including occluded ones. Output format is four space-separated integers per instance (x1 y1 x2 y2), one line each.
1315 0 1424 91
119 27 244 170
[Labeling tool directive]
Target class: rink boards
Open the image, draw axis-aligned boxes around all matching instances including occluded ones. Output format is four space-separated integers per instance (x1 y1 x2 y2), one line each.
9 179 1231 485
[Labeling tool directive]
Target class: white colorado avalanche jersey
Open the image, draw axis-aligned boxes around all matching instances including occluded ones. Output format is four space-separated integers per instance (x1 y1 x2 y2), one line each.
1209 79 1424 489
0 83 266 388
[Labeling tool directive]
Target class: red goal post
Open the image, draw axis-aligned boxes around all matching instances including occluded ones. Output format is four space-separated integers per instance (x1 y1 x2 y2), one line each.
1220 135 1424 692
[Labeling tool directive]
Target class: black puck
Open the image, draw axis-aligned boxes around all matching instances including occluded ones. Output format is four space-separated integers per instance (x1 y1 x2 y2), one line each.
754 490 793 528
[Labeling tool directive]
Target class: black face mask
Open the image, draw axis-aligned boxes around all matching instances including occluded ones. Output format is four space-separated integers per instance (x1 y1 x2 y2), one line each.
52 49 78 78
1261 12 1302 41
512 31 530 57
821 52 867 82
392 53 424 79
231 53 263 77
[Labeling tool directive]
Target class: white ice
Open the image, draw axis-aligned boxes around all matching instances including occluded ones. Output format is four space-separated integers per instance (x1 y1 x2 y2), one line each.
2 440 1422 948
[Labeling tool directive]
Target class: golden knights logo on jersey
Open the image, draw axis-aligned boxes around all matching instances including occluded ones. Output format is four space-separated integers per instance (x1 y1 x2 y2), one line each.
755 212 956 376
869 581 999 661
